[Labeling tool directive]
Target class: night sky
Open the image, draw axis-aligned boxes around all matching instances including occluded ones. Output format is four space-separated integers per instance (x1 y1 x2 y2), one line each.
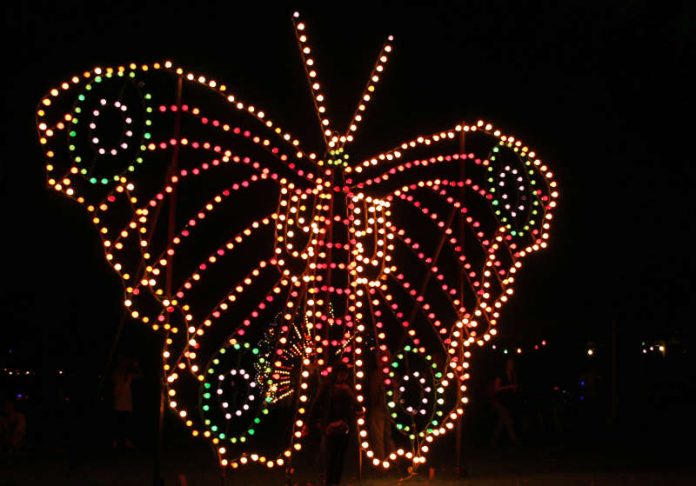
1 1 694 377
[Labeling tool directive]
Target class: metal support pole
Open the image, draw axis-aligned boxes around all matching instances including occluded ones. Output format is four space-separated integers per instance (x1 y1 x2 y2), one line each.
455 131 466 477
153 73 183 486
610 319 618 424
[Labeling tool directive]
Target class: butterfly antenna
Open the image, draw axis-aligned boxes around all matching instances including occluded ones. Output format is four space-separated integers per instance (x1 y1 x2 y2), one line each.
292 12 334 150
340 35 394 149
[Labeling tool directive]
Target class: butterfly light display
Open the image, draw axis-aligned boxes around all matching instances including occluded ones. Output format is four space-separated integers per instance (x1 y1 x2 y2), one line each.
36 12 558 472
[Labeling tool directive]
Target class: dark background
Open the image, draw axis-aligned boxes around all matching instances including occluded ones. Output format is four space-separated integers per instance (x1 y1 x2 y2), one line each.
1 0 695 473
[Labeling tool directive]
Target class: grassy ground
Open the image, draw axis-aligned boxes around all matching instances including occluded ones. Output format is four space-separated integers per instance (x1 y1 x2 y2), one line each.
2 438 695 486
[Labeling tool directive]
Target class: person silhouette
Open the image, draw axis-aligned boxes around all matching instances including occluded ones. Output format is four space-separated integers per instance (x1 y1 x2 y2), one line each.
0 398 26 452
489 357 519 447
307 362 363 486
368 349 395 461
111 356 142 449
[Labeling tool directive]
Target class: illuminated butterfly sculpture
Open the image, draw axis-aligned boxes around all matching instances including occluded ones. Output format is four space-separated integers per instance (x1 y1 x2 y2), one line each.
37 12 558 472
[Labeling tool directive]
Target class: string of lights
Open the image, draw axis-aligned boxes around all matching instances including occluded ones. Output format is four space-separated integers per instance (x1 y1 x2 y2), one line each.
37 12 558 472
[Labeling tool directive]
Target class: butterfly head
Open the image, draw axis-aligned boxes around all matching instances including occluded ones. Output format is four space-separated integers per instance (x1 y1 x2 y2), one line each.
320 146 350 171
